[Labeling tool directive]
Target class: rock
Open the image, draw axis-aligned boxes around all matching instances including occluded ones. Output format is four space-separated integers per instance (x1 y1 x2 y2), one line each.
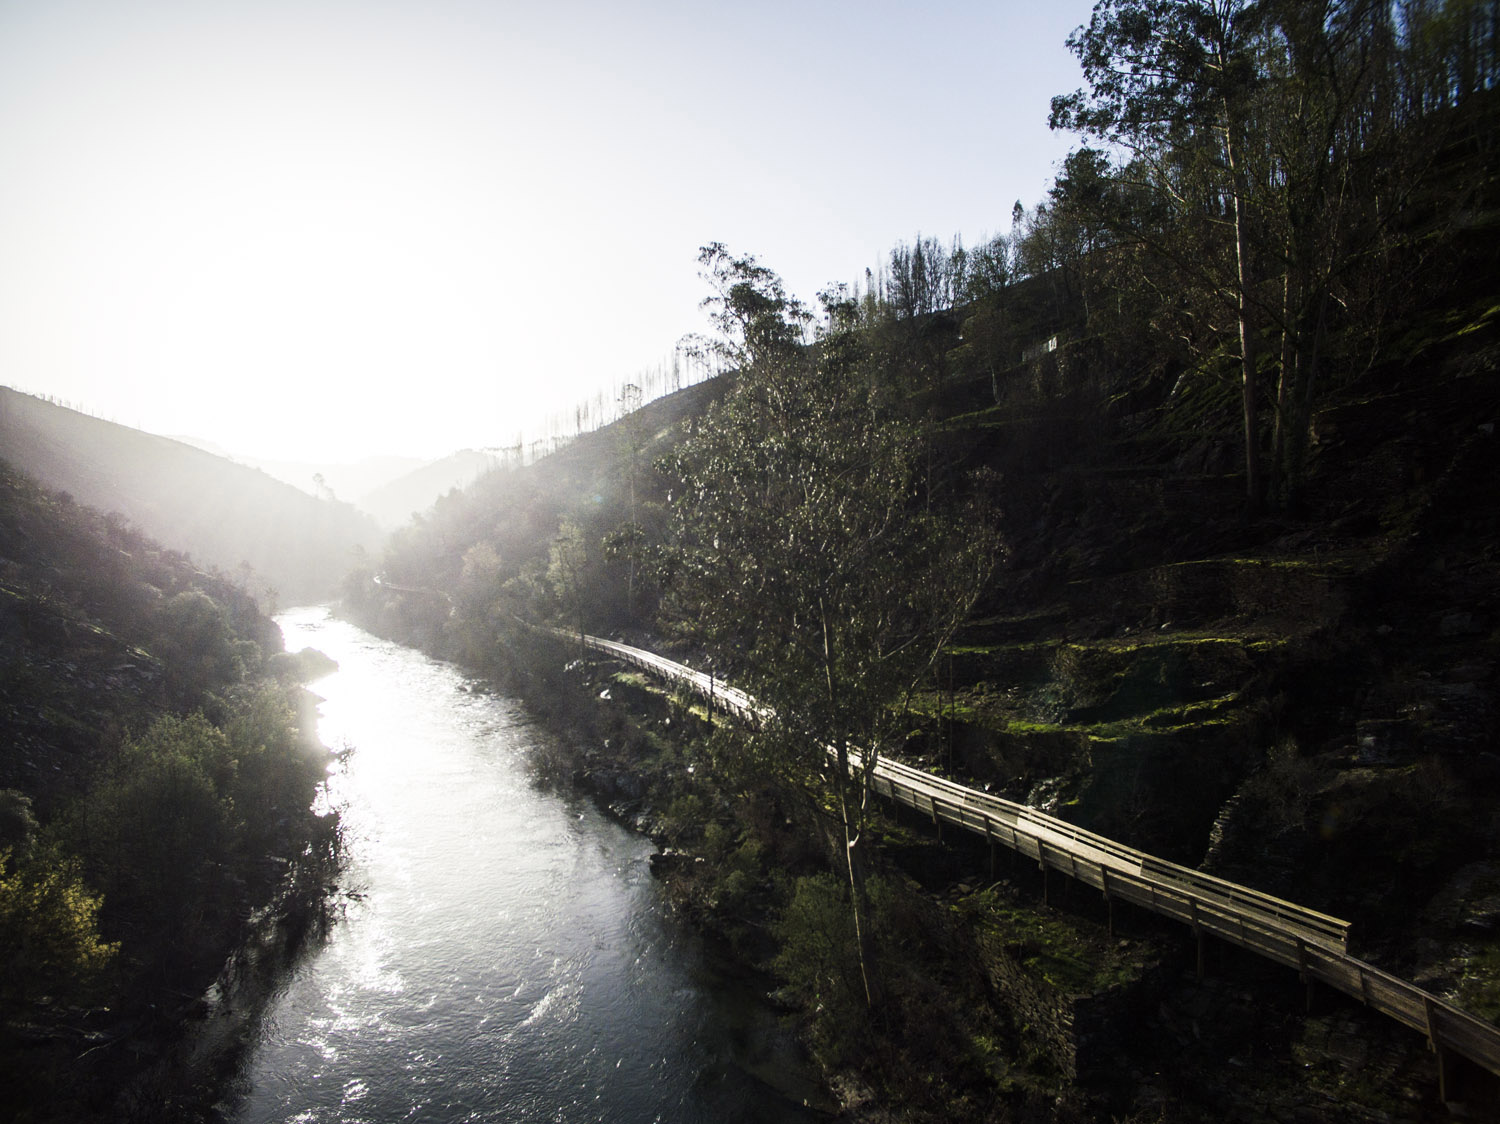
1356 718 1412 765
648 848 681 875
1439 611 1483 637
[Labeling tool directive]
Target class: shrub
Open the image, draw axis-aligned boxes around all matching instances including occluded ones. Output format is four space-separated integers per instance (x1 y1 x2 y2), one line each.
151 590 246 704
69 713 238 921
0 845 118 1007
0 789 39 856
772 872 871 1064
224 686 325 846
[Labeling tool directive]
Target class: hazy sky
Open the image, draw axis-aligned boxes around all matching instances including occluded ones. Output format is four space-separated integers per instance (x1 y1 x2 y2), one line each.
0 0 1097 463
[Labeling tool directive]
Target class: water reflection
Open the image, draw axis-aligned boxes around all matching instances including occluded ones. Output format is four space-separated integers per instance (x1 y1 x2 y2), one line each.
228 607 819 1123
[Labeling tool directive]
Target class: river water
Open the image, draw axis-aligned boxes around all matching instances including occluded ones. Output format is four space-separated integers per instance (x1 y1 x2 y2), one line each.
226 607 821 1123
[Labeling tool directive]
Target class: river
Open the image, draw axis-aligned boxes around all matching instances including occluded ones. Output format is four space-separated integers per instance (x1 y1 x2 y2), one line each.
225 607 823 1123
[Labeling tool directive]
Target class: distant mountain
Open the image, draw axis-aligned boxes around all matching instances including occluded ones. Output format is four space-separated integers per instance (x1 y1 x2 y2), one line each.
244 454 427 507
168 437 427 506
355 448 509 529
171 435 509 531
0 387 382 603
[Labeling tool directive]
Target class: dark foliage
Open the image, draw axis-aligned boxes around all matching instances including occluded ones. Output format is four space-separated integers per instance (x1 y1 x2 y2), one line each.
0 459 341 1122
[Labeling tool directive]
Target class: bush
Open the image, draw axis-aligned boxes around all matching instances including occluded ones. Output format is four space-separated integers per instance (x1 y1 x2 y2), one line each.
224 686 326 849
0 845 117 1007
772 872 871 1064
266 646 338 686
151 591 246 704
69 713 238 921
0 789 39 856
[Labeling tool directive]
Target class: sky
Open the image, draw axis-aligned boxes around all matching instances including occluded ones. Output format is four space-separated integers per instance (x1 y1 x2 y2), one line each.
0 0 1099 464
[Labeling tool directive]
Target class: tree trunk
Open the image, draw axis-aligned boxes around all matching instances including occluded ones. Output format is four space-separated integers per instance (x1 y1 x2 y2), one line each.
1272 269 1298 506
1284 292 1329 511
816 596 884 1012
1225 118 1265 513
836 740 883 1011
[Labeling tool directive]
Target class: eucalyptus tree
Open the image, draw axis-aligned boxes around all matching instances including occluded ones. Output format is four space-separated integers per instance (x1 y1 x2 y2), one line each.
612 382 648 619
1249 0 1397 504
547 516 591 654
666 248 997 1009
1050 0 1493 508
887 234 965 321
1052 0 1273 507
953 232 1017 403
682 241 812 371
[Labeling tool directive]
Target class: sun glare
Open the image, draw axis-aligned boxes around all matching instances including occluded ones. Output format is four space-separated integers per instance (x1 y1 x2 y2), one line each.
0 0 1094 464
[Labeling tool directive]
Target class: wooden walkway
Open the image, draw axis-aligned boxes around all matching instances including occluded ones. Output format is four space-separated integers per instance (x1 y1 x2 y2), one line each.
538 624 1500 1094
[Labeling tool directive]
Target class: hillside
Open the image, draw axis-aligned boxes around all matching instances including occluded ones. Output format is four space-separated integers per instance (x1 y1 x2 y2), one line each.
354 447 510 529
174 444 426 513
335 33 1500 1119
340 241 1500 1120
172 442 497 533
343 376 723 649
0 388 382 603
0 460 341 1121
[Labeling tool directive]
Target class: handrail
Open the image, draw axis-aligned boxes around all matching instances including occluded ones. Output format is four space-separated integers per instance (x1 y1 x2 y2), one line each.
869 753 1351 950
526 621 1500 1081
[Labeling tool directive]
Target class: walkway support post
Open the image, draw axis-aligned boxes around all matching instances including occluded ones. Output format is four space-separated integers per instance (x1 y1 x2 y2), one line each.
1191 899 1205 980
1297 939 1316 1013
1425 996 1463 1103
1101 865 1114 938
984 817 996 881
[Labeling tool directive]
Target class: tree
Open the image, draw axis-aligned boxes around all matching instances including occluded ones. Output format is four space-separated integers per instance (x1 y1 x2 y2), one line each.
667 248 998 1010
547 516 591 654
1051 0 1493 509
952 230 1023 404
0 845 118 1007
70 713 239 923
683 242 812 373
1053 0 1271 507
615 382 647 619
151 589 246 704
1253 0 1499 504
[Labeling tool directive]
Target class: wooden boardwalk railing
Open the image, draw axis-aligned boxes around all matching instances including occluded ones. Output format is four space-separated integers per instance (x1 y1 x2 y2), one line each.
531 623 1500 1092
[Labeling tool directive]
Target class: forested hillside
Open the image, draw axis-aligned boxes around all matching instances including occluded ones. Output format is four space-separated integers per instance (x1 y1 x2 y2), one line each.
0 388 382 604
347 4 1500 1120
0 460 341 1122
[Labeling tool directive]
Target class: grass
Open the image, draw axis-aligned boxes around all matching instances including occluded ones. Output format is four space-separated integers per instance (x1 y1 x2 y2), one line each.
1387 292 1500 360
910 686 1249 742
1456 943 1500 1024
1135 693 1244 731
943 632 1286 660
960 887 1144 996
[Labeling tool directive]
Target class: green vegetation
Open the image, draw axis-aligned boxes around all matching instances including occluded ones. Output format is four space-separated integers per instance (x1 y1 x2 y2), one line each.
65 697 336 935
1457 944 1500 1024
959 886 1139 996
0 844 118 1008
662 244 1000 1009
339 2 1500 1118
0 388 382 605
0 459 341 1121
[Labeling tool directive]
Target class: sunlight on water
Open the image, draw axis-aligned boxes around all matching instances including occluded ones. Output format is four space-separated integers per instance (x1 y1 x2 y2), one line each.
228 607 817 1123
